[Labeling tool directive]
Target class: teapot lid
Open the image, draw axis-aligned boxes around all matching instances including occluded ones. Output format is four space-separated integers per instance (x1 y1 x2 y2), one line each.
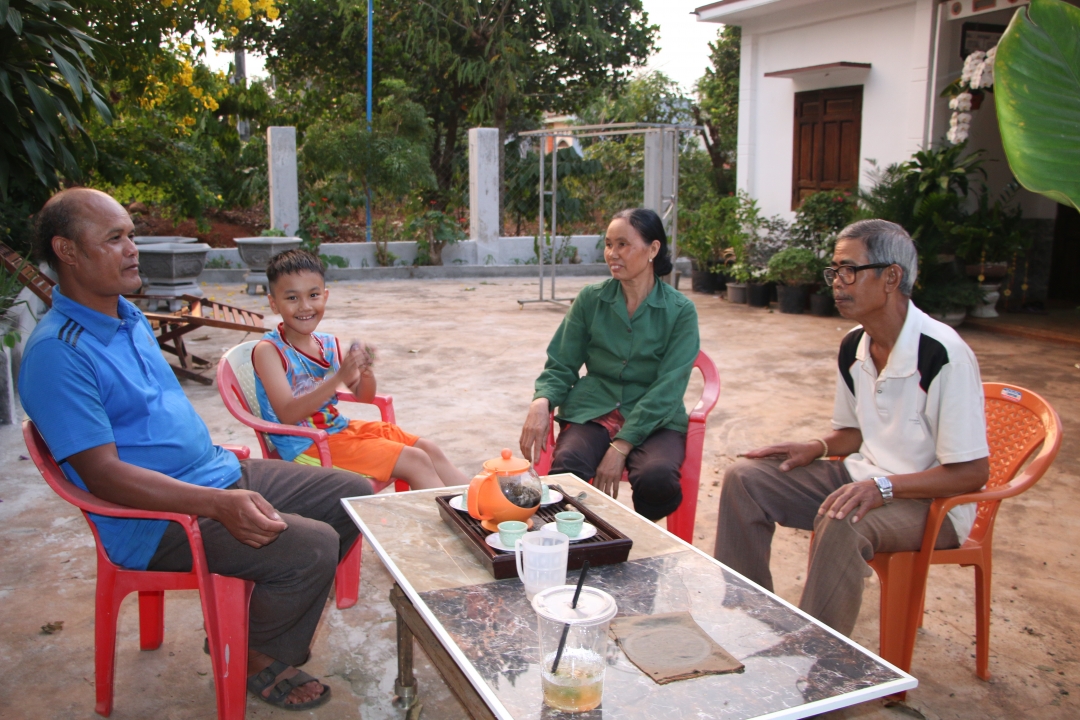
483 448 531 474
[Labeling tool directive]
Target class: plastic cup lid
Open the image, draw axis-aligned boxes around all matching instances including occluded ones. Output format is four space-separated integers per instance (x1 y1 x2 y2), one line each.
531 585 617 625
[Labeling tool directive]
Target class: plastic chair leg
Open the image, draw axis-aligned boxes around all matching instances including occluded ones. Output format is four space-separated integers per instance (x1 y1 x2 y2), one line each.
203 574 254 720
138 591 165 651
94 565 123 717
974 555 992 680
394 479 410 494
666 497 695 543
335 537 363 610
871 552 919 672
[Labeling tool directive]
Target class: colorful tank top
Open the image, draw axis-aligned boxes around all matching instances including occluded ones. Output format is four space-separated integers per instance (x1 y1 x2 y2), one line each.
254 325 349 460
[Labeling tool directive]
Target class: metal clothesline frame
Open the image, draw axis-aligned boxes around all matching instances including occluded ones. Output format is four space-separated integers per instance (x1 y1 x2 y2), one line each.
515 123 702 309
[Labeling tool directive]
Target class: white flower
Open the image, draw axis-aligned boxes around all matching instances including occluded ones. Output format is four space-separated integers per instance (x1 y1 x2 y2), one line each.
949 91 973 112
961 51 985 85
956 112 972 125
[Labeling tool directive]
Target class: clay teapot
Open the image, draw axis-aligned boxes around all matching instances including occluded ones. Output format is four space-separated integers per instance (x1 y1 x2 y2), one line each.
468 448 543 532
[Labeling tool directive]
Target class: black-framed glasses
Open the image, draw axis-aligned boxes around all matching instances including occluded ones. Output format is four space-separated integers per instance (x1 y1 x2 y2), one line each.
823 263 893 285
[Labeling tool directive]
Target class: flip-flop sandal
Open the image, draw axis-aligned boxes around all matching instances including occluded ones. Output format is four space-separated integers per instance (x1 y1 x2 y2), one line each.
247 659 331 711
203 637 310 666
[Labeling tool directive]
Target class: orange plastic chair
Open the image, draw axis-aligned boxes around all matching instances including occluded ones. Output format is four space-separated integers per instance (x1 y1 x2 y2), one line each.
533 350 721 543
24 421 255 719
216 340 409 610
866 382 1061 681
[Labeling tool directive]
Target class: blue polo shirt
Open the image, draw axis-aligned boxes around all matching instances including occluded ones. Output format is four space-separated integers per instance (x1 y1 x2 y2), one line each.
19 289 241 570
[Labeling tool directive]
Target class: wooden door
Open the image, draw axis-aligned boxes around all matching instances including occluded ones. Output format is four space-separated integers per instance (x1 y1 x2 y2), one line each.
791 85 863 209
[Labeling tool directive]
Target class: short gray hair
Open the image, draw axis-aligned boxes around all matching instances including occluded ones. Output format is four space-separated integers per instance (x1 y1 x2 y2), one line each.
836 219 919 295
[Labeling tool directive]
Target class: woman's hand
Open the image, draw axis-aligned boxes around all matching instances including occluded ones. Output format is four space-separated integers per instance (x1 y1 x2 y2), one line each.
594 441 630 499
519 398 550 463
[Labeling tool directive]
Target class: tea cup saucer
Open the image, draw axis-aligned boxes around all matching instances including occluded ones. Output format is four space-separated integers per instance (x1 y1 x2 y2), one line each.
538 521 597 542
539 490 564 506
449 494 469 512
485 531 536 553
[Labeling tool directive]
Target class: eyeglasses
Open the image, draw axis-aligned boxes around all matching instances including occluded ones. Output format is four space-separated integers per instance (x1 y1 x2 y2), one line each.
823 263 893 285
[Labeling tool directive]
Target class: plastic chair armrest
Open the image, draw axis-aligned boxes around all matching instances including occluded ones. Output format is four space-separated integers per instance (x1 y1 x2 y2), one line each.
336 391 396 424
221 444 250 460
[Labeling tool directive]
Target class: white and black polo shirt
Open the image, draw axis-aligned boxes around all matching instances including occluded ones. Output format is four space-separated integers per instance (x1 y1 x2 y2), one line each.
831 301 989 542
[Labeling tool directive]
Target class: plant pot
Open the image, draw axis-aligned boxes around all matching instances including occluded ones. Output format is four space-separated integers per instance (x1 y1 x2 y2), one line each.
711 270 729 292
747 282 769 308
929 310 967 328
965 262 1009 281
234 236 303 294
970 283 1002 318
726 282 748 304
691 269 718 294
776 284 809 314
134 235 198 245
137 242 211 311
809 292 835 317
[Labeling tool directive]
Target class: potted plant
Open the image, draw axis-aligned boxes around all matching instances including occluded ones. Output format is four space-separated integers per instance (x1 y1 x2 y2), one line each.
682 196 738 294
725 260 752 304
914 277 985 327
766 248 821 314
810 284 835 317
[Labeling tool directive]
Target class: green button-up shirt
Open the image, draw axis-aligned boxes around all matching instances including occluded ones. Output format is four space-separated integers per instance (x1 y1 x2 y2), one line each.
533 278 700 447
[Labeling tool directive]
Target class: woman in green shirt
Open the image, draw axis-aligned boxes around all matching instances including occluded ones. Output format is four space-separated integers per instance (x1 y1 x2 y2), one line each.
519 208 700 520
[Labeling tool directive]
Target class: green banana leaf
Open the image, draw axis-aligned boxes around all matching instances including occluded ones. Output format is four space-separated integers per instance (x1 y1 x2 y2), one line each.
994 0 1080 211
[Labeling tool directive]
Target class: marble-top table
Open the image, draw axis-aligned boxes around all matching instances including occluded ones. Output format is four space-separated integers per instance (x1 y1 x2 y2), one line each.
343 473 915 719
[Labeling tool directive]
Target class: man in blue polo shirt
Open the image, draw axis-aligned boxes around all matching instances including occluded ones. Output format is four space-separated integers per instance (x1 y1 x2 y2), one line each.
19 188 370 711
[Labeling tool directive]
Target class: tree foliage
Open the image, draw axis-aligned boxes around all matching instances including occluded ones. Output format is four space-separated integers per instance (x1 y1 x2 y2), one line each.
695 25 740 195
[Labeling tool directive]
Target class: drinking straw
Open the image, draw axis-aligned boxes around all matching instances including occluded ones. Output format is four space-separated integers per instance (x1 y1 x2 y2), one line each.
550 560 590 674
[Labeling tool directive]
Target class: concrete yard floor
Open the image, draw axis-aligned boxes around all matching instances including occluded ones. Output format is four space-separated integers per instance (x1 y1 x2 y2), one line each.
2 276 1078 720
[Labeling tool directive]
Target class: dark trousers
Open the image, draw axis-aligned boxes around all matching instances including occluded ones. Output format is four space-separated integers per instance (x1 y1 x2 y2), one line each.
148 459 372 665
549 421 685 521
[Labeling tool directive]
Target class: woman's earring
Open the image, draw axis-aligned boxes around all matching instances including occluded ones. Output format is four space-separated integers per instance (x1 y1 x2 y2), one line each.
649 257 654 263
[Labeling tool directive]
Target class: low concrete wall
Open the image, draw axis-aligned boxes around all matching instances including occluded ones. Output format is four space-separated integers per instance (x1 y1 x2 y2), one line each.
203 235 606 273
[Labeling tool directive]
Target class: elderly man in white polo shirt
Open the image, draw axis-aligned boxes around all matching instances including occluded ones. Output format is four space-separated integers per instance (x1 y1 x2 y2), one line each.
714 219 990 635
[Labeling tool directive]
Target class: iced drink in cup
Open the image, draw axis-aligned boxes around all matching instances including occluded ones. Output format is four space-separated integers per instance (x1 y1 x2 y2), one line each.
532 585 617 713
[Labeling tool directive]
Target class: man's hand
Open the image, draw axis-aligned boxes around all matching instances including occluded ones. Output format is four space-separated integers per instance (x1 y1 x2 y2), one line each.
818 480 883 523
593 444 627 499
520 398 550 463
743 441 823 472
212 490 290 548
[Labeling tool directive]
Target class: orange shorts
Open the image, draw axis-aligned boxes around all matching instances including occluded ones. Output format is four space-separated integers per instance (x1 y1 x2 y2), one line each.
294 420 418 483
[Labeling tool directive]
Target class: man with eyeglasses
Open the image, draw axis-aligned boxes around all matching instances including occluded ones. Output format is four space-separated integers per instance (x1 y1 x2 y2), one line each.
713 219 989 636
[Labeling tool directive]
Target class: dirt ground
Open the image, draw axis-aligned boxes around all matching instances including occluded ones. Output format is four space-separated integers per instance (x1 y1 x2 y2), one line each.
1 276 1077 720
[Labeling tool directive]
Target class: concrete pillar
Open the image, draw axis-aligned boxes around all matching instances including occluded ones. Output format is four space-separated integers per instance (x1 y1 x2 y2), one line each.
643 129 676 232
469 128 500 263
267 126 300 235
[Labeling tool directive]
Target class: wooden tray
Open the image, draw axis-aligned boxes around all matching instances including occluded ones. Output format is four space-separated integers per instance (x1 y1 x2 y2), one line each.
436 486 633 580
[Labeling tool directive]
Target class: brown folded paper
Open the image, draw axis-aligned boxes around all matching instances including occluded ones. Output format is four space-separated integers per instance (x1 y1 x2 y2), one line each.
610 611 744 685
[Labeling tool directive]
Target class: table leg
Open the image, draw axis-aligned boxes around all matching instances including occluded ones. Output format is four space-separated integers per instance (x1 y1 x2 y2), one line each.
389 584 497 720
394 604 420 710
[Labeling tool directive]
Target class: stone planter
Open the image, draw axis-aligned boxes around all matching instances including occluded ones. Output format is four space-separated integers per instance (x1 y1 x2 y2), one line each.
776 284 809 314
234 237 303 294
929 310 967 328
726 282 748 304
138 242 211 311
747 282 770 308
965 261 1009 281
810 292 835 317
971 283 1002 318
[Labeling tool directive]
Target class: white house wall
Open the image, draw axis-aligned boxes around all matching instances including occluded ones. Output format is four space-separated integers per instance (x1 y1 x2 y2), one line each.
736 0 937 219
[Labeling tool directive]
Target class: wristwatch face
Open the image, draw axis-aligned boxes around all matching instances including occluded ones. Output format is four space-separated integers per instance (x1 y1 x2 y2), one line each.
874 476 893 501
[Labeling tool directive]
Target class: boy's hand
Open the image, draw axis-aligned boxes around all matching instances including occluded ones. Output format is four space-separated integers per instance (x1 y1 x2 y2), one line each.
349 341 377 370
336 348 364 388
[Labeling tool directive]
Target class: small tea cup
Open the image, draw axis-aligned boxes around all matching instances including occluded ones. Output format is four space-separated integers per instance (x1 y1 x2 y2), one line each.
540 483 551 504
498 520 528 547
554 511 584 538
460 485 469 506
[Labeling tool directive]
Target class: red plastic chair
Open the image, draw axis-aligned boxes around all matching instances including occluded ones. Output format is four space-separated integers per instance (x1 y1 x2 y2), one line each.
216 340 408 609
862 383 1061 682
533 350 720 543
24 421 254 719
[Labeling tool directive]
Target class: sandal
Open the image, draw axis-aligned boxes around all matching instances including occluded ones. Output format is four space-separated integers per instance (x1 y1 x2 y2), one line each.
246 659 331 711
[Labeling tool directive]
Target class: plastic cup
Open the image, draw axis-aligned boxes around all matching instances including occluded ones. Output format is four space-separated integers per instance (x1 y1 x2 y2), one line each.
554 511 584 538
498 520 528 547
532 585 617 713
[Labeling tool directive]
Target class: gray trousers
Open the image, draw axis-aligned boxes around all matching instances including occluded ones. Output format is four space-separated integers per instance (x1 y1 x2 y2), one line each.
148 459 372 665
714 457 958 635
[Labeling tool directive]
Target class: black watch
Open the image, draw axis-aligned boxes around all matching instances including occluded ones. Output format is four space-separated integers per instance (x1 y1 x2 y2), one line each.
873 476 894 504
